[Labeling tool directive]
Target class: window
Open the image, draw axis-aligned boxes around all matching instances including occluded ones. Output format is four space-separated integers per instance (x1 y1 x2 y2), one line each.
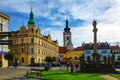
21 57 24 63
21 48 24 53
101 50 107 53
31 48 34 53
0 20 1 23
86 50 91 54
21 39 23 43
15 49 17 53
38 49 40 54
31 38 34 43
0 24 2 31
38 58 40 63
118 56 120 59
31 29 34 33
67 37 69 40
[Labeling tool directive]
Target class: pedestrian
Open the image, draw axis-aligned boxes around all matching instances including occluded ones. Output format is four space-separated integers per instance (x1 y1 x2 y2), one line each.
75 63 79 72
66 63 69 70
75 63 79 69
70 65 74 73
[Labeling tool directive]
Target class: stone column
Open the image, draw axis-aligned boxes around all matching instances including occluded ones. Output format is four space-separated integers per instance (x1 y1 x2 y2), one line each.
92 20 98 62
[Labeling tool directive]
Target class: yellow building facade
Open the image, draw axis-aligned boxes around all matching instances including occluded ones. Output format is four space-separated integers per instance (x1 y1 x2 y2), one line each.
63 47 84 64
9 10 59 65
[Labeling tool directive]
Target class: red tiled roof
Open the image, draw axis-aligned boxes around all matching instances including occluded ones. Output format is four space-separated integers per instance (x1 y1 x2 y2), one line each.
110 45 120 49
82 42 110 49
59 47 67 54
110 45 120 54
73 46 84 51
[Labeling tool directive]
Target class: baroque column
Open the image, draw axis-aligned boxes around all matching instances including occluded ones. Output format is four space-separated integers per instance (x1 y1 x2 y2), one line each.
92 20 98 62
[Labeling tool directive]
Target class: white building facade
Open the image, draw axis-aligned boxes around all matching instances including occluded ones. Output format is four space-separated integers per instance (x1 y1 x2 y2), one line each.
0 12 10 67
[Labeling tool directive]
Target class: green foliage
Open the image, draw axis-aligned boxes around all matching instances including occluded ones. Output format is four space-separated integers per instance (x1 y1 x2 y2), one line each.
103 56 107 64
0 61 2 67
44 56 56 63
109 74 120 79
87 56 91 63
111 54 115 64
41 69 106 80
52 57 56 62
4 52 15 61
44 56 53 63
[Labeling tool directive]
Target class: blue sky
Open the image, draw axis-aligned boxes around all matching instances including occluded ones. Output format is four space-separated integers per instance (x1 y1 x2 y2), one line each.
1 0 120 47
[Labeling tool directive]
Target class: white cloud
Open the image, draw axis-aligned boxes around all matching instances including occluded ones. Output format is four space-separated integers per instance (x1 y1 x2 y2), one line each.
1 0 120 47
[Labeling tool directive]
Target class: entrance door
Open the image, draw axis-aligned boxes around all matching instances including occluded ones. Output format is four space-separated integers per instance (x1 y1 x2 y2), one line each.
31 57 35 64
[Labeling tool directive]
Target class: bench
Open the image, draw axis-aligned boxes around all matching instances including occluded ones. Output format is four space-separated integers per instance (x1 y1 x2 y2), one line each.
26 68 44 79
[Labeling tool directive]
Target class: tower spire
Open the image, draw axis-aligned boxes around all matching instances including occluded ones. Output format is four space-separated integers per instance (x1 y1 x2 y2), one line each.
64 19 70 32
28 5 35 25
31 5 32 11
66 18 68 28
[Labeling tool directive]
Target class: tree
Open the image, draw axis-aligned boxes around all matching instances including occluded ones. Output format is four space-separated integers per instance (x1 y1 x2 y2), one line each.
108 55 111 64
103 56 107 64
44 56 53 63
4 52 15 67
87 56 91 63
117 56 120 62
52 57 56 62
111 54 115 64
0 61 2 67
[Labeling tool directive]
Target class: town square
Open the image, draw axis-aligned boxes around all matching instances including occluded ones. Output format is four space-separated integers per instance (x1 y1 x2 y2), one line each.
0 0 120 80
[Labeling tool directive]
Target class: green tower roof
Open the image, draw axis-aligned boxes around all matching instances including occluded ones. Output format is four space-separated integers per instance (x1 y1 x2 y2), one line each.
28 10 35 24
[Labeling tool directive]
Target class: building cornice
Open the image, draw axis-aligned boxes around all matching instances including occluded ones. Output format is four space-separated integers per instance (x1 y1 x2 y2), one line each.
0 12 10 20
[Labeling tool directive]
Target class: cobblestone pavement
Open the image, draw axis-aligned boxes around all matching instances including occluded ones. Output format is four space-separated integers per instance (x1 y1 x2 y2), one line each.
0 66 44 80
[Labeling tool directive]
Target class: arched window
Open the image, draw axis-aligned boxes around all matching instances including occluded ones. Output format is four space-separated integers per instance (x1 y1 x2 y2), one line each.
31 29 34 33
67 36 69 40
22 57 24 63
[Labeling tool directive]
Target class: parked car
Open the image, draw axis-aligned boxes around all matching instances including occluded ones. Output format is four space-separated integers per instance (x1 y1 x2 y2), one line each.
44 63 51 71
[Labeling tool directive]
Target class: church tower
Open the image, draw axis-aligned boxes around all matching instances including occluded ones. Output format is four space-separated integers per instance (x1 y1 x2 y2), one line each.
63 19 73 50
27 7 36 34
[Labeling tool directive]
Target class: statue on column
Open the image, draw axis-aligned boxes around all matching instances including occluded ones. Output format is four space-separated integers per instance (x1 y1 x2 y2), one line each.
92 20 98 63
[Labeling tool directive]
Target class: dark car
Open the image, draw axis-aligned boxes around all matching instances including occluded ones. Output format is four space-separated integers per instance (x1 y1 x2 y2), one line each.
44 63 51 71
